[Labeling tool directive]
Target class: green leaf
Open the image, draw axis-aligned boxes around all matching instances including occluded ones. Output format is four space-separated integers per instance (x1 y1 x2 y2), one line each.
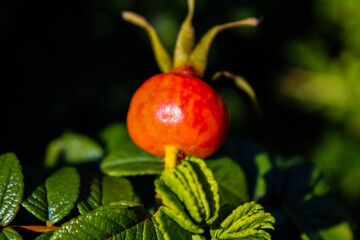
21 184 48 222
186 156 220 224
50 201 153 240
154 180 203 234
211 201 275 240
100 123 132 152
0 228 23 240
22 167 80 224
112 218 158 239
192 235 206 240
100 123 164 176
46 167 80 224
207 157 249 206
317 222 353 240
44 139 63 169
253 153 272 201
160 170 202 223
34 232 53 240
45 132 104 167
155 207 193 240
101 145 164 176
0 153 24 227
154 156 220 234
77 175 135 214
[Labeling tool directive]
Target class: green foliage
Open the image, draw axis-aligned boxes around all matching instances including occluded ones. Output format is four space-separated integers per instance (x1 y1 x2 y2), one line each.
0 134 355 239
100 123 132 152
22 167 80 224
154 156 220 233
101 145 164 176
252 153 272 201
45 132 104 167
50 201 156 240
211 202 275 240
155 208 192 240
0 228 23 240
0 153 24 227
77 175 135 214
34 232 53 240
206 156 249 206
100 123 164 176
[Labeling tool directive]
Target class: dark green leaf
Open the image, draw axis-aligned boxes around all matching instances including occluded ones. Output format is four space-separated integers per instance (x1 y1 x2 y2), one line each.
0 153 24 227
102 176 134 204
0 228 23 240
34 232 53 240
100 123 132 152
112 218 158 239
155 207 193 240
77 175 134 214
207 157 249 206
22 167 80 224
21 184 47 222
46 167 80 224
45 132 104 167
101 145 163 176
211 201 275 240
50 201 150 240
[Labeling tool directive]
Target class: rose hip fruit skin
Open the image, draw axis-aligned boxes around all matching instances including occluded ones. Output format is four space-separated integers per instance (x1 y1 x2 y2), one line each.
127 72 229 159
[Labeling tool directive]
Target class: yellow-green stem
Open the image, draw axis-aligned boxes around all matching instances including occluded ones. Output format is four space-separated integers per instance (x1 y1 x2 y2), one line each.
164 145 179 171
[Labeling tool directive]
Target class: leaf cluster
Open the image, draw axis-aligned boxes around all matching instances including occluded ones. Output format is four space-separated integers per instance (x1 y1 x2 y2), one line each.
0 123 355 239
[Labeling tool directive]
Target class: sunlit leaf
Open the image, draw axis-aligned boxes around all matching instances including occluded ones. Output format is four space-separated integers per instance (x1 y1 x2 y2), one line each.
154 156 220 234
211 201 275 239
155 207 193 240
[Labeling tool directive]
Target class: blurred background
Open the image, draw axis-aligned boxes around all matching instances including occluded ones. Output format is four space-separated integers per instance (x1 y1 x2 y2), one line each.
1 0 360 229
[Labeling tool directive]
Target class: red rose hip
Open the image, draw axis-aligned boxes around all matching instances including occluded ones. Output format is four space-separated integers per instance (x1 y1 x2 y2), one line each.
127 70 229 158
123 0 258 166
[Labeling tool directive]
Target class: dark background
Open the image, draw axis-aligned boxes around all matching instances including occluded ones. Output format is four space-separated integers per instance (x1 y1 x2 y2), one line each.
1 0 317 162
